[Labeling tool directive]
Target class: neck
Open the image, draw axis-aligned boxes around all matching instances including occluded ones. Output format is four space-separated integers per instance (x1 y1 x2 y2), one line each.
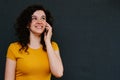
29 33 41 49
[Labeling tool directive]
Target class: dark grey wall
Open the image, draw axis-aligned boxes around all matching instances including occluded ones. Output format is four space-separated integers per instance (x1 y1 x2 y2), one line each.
1 0 120 80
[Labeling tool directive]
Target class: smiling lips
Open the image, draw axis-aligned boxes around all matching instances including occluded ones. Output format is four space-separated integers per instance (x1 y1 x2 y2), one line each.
35 25 43 29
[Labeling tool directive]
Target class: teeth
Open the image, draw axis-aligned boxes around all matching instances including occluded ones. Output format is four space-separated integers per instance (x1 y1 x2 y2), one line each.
36 26 42 29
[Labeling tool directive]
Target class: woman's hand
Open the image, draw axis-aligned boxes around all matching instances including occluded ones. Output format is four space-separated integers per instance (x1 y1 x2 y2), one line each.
44 22 52 43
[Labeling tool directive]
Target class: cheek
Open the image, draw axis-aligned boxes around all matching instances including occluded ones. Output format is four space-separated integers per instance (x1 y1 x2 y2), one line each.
44 21 46 24
31 21 36 25
29 22 34 27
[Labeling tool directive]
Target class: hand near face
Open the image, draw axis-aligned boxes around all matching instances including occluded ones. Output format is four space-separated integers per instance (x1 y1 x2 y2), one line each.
44 22 52 43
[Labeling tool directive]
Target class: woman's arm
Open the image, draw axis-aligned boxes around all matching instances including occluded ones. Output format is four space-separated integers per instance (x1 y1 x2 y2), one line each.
44 23 64 78
4 58 16 80
46 42 64 78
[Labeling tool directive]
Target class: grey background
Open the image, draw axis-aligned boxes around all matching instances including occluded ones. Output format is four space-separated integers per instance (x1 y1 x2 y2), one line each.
1 0 120 80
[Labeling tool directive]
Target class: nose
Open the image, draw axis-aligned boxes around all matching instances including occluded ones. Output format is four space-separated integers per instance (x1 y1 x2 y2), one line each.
37 19 43 23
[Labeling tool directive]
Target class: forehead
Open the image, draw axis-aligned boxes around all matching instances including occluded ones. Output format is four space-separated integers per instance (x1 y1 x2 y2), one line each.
32 10 46 16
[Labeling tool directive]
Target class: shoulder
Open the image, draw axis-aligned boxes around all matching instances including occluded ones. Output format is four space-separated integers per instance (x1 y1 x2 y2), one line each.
6 42 21 60
51 41 59 51
8 42 21 49
51 41 58 45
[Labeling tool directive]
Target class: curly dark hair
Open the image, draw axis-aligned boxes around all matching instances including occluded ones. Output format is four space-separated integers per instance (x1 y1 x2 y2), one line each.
14 4 54 52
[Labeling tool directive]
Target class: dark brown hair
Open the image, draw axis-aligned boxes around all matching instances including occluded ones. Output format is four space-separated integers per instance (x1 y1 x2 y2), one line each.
14 4 54 52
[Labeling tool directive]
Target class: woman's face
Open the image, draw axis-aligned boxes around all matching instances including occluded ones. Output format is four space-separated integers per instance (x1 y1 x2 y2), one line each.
29 10 46 36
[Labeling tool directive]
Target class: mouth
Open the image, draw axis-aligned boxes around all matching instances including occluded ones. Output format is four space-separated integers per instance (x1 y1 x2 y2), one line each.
35 25 43 29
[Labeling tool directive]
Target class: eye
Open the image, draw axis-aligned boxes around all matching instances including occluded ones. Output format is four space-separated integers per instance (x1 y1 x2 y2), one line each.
41 16 46 20
42 17 46 20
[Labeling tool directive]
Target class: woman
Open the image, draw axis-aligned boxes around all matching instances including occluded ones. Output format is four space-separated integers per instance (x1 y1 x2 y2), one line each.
5 4 63 80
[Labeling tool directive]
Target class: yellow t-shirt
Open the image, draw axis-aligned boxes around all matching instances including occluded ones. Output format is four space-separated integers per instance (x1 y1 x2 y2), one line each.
6 41 59 80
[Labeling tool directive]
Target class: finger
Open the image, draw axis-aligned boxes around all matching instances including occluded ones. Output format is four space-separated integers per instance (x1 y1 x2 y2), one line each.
46 26 52 32
44 31 47 36
46 22 52 28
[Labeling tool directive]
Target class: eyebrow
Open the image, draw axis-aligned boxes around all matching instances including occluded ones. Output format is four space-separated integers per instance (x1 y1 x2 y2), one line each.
32 15 36 17
41 15 46 18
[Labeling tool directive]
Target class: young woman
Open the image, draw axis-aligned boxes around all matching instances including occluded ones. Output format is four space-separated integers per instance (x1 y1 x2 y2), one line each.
5 4 63 80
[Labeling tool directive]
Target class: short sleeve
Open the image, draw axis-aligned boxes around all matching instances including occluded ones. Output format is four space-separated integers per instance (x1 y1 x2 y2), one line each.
52 42 59 51
6 44 16 60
